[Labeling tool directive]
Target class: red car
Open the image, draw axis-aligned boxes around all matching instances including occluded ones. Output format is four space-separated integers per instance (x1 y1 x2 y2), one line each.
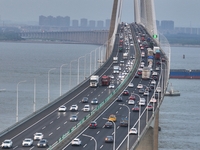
137 71 142 75
129 94 135 100
132 105 140 112
123 90 129 96
146 104 153 111
89 121 97 129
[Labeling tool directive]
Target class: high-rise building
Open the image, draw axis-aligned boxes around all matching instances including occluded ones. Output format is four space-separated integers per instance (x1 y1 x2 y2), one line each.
105 19 111 29
72 20 79 27
80 18 88 27
161 20 174 30
89 20 96 28
97 20 104 29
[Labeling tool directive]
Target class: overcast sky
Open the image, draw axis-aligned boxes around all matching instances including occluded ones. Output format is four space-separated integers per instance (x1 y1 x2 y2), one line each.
0 0 200 27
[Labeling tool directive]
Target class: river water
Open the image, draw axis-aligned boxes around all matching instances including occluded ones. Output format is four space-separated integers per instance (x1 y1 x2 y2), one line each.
0 42 200 149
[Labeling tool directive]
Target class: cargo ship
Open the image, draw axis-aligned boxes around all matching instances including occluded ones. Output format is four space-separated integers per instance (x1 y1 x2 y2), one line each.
170 69 200 79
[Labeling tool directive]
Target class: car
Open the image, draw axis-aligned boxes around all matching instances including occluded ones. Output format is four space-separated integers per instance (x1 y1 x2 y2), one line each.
22 138 33 147
146 103 153 111
108 84 115 89
156 87 161 93
81 97 89 103
116 96 123 102
137 84 143 89
1 139 13 148
89 121 98 129
151 80 156 85
108 114 117 122
129 128 138 134
37 139 48 148
58 105 67 112
128 100 135 105
139 98 146 106
91 98 99 104
34 132 44 140
70 104 78 111
150 84 155 89
120 117 128 127
132 105 140 112
150 97 157 103
137 70 142 75
155 67 160 71
71 138 82 146
129 94 135 100
139 88 145 94
123 90 129 96
135 74 139 78
109 75 114 79
128 82 134 88
70 115 78 121
105 136 114 143
143 90 149 96
104 121 113 128
82 104 90 112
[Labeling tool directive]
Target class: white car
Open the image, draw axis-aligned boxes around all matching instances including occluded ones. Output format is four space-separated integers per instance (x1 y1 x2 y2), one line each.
151 80 156 85
109 84 115 89
150 97 157 103
71 138 81 146
58 105 67 112
22 138 33 147
70 115 78 121
70 104 78 111
156 87 161 93
82 105 90 112
139 98 146 106
34 133 44 140
137 84 143 89
1 139 13 148
143 90 149 96
128 82 134 88
129 128 138 134
128 100 135 105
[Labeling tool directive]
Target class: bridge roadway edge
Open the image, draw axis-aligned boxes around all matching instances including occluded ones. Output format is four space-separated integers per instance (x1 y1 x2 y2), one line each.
52 26 142 150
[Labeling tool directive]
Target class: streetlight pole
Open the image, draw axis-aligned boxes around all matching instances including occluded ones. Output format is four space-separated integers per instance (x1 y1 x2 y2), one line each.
48 68 56 103
60 64 68 96
69 60 77 89
82 134 97 150
33 78 36 112
103 118 116 150
119 104 130 150
77 56 85 84
90 49 95 75
16 80 26 123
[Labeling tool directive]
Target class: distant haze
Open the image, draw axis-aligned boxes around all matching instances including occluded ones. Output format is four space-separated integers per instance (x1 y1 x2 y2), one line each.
0 0 199 27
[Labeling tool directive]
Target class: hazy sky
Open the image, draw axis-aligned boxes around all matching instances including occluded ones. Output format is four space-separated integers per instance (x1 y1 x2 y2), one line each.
0 0 200 27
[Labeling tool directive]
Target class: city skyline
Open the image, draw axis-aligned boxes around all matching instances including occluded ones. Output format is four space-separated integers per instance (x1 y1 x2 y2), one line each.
0 0 200 27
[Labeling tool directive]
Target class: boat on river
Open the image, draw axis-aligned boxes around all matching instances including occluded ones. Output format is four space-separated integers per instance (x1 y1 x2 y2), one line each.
165 84 180 96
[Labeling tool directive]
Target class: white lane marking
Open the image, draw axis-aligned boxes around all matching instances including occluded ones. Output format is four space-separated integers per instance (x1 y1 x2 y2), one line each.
100 145 104 149
42 126 46 130
56 127 60 130
50 121 53 124
97 131 100 134
64 121 67 124
57 116 60 119
13 146 18 149
83 144 87 147
49 132 53 136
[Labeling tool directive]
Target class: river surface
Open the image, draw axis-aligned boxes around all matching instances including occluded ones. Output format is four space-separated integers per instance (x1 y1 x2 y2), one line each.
0 42 200 149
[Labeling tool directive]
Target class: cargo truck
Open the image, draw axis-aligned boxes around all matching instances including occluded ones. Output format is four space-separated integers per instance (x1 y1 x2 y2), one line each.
142 67 151 79
113 57 118 63
101 75 111 86
123 52 128 59
90 75 99 87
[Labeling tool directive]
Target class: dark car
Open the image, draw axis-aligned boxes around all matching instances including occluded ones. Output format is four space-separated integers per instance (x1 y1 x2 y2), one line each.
120 117 128 127
139 88 145 94
105 136 114 143
123 90 129 96
91 98 99 104
150 84 155 89
147 103 153 111
81 97 89 103
132 105 140 112
135 74 139 78
37 139 48 148
104 121 113 128
89 121 97 129
116 96 123 102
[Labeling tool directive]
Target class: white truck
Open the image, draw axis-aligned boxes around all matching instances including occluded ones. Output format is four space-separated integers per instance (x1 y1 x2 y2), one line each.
142 67 151 79
123 52 128 59
113 57 118 63
90 75 99 87
153 46 160 54
113 66 120 74
147 48 154 56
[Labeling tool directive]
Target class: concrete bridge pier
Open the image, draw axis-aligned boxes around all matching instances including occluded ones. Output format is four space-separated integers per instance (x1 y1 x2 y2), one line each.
135 109 159 150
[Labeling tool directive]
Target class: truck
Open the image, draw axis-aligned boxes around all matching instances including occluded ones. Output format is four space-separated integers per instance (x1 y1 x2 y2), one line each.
147 48 154 56
113 57 118 63
123 52 128 59
142 67 151 79
101 75 111 86
153 46 160 54
90 75 99 87
113 66 120 74
155 50 161 60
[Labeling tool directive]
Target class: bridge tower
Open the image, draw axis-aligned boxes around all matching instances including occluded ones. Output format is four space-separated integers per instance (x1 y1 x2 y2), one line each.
134 0 158 41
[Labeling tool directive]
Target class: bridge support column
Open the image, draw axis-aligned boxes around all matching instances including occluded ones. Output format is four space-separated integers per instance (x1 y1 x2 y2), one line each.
135 109 159 150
